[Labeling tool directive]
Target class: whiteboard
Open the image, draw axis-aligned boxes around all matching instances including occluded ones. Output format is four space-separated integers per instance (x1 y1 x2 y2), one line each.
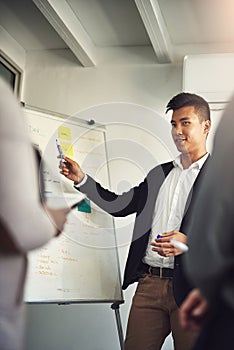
23 107 123 304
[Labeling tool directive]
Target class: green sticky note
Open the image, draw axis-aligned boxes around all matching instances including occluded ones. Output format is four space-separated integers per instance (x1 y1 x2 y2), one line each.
78 199 91 213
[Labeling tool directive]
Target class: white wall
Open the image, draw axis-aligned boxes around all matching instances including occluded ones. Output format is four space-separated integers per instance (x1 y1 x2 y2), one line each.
2 44 182 349
23 48 182 117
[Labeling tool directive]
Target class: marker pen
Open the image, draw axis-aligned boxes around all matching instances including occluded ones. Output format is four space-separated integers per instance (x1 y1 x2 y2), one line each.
56 139 66 163
170 239 189 252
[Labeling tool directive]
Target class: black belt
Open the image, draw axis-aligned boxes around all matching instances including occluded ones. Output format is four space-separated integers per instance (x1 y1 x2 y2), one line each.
141 264 174 279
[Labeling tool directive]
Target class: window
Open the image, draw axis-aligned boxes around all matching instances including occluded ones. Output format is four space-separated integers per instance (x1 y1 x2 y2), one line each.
0 51 22 96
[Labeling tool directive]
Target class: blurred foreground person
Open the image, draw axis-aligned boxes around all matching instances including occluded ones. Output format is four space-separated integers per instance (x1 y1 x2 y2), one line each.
0 79 69 350
180 95 234 349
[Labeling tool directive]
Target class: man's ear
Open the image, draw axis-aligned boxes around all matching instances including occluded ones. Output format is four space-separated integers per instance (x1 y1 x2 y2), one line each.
203 120 211 134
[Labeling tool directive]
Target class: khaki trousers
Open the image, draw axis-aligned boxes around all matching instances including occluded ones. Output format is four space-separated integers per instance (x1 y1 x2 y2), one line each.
124 274 198 350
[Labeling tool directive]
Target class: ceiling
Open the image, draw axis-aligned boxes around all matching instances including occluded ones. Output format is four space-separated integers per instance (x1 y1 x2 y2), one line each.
1 0 234 67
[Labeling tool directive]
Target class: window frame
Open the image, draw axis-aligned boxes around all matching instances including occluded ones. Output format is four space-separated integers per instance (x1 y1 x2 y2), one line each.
0 51 22 97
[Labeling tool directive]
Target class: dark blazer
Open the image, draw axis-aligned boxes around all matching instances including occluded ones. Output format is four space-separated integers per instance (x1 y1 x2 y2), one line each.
186 97 234 311
78 157 210 306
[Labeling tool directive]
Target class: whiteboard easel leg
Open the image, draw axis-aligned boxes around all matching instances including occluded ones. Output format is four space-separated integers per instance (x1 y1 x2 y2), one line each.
111 302 124 350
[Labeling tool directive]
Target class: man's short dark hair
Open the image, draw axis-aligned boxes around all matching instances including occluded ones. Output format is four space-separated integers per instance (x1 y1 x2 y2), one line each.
166 92 210 122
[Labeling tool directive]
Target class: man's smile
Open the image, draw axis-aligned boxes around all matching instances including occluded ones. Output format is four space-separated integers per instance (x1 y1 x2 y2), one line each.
175 138 186 142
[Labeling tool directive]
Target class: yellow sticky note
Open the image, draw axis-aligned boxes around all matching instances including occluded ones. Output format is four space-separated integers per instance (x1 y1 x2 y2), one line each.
60 142 74 157
58 126 72 140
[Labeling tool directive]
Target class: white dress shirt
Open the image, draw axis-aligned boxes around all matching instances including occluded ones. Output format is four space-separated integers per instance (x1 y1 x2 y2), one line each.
143 153 209 269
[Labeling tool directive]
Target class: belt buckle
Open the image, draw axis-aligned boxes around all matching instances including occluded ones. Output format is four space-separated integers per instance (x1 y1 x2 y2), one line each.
160 267 163 279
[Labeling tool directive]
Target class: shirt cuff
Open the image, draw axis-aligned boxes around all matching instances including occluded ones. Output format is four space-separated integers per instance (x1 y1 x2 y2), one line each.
74 174 88 188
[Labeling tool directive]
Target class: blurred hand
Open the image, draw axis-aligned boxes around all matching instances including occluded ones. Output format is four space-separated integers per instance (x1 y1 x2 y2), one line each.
151 230 187 257
180 288 209 331
46 206 70 236
59 156 85 184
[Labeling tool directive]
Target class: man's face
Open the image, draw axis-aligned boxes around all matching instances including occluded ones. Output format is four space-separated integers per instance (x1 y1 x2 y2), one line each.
171 105 210 155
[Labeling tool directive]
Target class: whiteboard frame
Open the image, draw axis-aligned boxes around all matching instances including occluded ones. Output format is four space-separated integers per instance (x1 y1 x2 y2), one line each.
23 104 124 304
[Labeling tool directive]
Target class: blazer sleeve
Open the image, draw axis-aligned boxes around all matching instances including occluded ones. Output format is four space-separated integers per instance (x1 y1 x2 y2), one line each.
77 161 173 218
0 80 55 254
185 96 234 303
77 173 149 217
78 163 151 217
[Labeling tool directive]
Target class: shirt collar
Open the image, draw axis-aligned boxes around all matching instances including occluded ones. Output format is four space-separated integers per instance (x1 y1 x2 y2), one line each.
173 153 209 170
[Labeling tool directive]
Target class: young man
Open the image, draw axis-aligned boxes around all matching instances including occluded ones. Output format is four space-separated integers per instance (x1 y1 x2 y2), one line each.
59 93 211 350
